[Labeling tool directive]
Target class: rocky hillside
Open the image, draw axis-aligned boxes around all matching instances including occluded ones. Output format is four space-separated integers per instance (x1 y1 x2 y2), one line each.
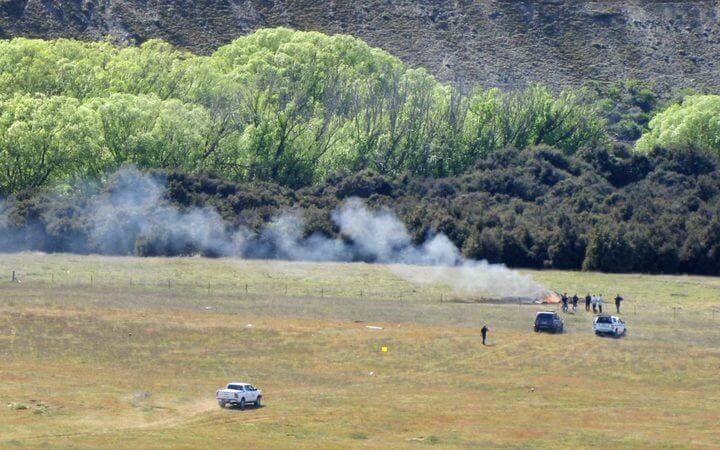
1 0 718 91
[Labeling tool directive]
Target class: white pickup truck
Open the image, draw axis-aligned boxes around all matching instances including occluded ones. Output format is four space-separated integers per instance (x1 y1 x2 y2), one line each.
216 382 263 409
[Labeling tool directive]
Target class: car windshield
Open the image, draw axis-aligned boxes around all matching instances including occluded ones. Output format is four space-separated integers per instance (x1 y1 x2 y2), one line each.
537 314 553 322
596 316 612 324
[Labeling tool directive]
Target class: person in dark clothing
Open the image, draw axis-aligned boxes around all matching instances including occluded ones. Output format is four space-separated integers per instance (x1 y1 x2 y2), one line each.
481 325 489 345
572 294 579 312
615 294 623 313
585 294 591 311
561 293 568 312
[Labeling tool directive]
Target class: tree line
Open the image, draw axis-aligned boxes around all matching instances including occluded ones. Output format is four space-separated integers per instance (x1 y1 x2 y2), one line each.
0 29 610 193
2 28 720 275
2 144 719 274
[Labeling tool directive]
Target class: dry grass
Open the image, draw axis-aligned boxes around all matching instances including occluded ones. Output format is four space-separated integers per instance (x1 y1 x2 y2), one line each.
0 253 719 449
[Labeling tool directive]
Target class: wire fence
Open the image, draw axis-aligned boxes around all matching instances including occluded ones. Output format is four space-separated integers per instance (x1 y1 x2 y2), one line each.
5 269 451 303
3 269 719 321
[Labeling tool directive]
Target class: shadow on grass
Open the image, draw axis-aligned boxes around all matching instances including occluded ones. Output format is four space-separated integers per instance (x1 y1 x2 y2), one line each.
223 403 264 411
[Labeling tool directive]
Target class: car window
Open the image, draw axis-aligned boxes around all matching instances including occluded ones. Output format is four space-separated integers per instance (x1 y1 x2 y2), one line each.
229 385 243 391
596 316 612 324
246 385 257 391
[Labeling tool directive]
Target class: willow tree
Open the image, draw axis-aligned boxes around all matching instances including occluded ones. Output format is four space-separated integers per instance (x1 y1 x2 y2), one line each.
0 94 101 194
85 93 212 171
636 95 720 156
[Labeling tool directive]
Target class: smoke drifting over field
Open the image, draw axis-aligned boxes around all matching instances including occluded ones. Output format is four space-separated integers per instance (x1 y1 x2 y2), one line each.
0 168 545 297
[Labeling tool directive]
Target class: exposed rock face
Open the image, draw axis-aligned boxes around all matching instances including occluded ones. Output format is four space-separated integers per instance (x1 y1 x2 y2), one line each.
1 1 718 91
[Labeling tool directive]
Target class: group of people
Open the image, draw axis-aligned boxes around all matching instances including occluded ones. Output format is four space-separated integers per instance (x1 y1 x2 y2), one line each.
560 293 624 314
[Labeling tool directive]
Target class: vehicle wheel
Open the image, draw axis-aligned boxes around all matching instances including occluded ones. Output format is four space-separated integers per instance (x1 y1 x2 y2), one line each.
255 396 262 408
218 400 226 409
534 327 539 332
559 325 564 334
239 398 246 410
595 331 600 336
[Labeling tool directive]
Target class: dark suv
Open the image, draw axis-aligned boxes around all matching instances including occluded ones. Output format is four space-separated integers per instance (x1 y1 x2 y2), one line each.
534 311 564 333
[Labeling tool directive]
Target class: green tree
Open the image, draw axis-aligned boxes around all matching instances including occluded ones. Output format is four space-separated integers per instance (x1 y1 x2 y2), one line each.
85 94 211 171
636 95 720 156
0 29 611 192
582 225 634 272
0 94 101 194
0 38 117 98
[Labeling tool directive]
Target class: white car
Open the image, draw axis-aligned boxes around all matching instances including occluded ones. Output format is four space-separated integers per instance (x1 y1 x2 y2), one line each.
593 315 626 337
216 382 263 409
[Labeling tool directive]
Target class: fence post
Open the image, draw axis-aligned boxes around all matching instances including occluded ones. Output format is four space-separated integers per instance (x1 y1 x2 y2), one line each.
672 306 681 320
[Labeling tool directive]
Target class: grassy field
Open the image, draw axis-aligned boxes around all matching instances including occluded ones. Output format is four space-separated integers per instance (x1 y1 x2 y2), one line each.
0 253 719 449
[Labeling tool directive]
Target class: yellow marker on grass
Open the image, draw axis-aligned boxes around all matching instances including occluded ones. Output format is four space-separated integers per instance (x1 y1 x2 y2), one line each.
380 345 388 353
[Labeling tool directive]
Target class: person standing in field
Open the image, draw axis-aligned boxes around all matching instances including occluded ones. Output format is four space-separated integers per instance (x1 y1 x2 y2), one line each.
561 293 569 312
615 294 623 313
572 294 579 312
598 294 604 313
591 294 598 313
481 325 489 345
585 293 592 311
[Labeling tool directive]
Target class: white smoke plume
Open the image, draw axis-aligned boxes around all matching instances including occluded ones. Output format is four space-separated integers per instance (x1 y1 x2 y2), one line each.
87 168 238 256
0 167 546 298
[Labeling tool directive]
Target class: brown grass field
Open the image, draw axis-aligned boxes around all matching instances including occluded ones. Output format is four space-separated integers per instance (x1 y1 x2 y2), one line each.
0 253 719 449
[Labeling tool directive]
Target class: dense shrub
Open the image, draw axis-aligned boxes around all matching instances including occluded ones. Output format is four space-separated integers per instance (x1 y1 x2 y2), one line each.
2 145 720 275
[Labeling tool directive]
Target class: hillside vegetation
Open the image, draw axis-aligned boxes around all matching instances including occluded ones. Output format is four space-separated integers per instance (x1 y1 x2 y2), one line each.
2 0 719 92
0 30 606 192
3 144 720 275
1 30 720 275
